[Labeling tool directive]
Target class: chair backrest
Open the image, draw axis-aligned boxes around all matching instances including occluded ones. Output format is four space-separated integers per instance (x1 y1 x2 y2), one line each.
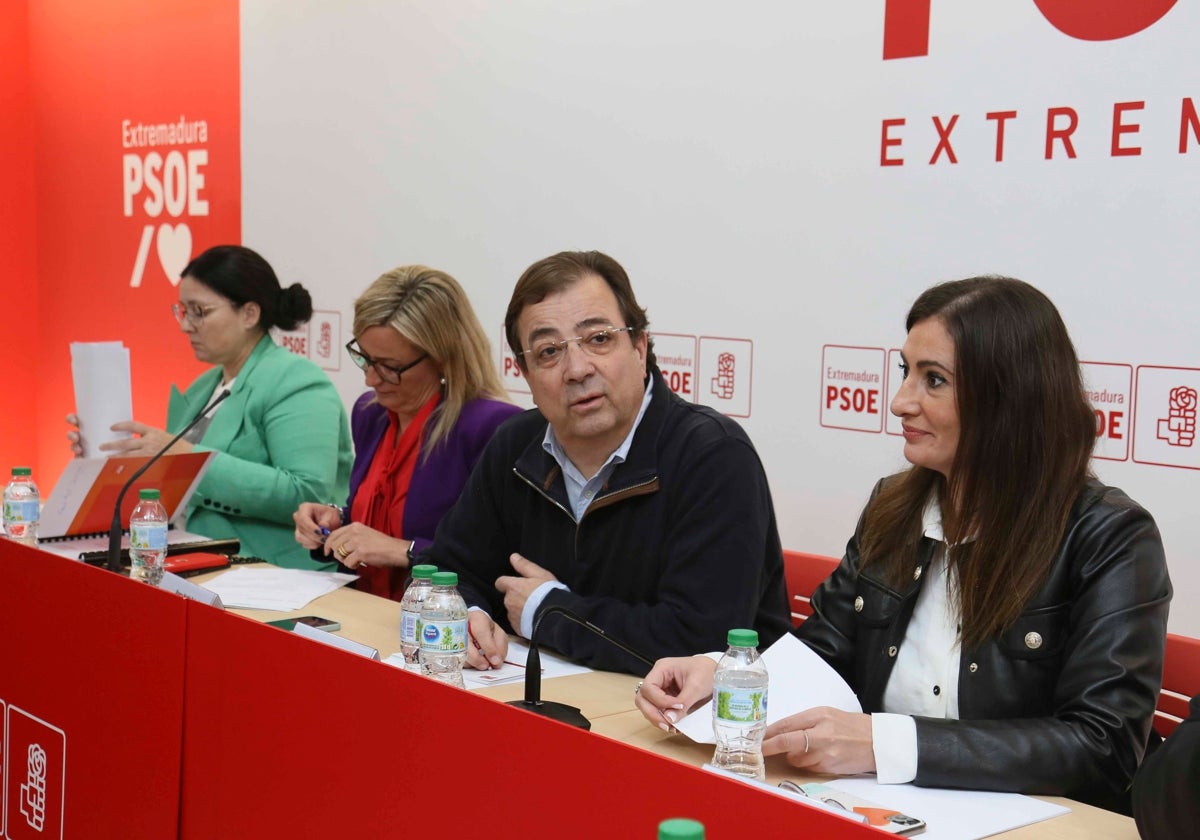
782 550 840 628
1156 632 1200 737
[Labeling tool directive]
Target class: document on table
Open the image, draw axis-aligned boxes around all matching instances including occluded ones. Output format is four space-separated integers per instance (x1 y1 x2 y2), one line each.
673 633 862 744
70 341 133 458
199 566 357 611
459 638 592 687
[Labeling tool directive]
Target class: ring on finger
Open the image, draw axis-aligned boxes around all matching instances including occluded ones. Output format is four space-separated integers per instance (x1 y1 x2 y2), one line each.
634 681 643 697
803 730 810 754
336 545 349 558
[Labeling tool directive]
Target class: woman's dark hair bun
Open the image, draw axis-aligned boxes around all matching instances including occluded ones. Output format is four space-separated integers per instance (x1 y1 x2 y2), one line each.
275 283 314 332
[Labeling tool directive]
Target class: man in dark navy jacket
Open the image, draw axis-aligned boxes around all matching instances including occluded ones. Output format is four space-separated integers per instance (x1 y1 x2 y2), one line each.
427 251 791 675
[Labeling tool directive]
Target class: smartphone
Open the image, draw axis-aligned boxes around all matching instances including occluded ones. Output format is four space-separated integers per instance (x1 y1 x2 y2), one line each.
266 615 341 633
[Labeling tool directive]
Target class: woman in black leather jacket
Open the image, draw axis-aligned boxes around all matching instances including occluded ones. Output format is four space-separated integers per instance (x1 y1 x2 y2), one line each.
636 276 1171 810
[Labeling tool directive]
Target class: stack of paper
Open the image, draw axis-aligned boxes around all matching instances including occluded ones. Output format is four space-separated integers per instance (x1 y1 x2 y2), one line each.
70 342 133 458
199 566 357 611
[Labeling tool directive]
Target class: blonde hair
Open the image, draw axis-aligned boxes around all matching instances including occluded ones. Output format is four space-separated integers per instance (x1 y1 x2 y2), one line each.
353 266 510 451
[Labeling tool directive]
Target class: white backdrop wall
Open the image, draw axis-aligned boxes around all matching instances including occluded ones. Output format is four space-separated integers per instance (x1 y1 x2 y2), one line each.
240 1 1200 634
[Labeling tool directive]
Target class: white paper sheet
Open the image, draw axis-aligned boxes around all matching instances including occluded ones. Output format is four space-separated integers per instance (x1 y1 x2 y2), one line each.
70 342 133 457
198 566 357 611
461 638 592 688
674 633 862 744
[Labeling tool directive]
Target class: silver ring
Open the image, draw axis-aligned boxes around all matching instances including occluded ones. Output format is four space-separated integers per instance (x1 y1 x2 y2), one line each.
634 681 643 697
803 730 810 754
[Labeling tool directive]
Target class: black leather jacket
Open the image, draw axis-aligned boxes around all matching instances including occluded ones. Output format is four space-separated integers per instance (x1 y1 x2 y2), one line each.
797 478 1171 808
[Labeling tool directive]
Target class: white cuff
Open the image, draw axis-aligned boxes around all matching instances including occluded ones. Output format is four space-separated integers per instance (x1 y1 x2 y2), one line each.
871 713 918 784
519 580 570 638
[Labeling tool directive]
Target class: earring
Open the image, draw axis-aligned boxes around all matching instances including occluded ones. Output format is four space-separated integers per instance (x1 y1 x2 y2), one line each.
440 374 447 387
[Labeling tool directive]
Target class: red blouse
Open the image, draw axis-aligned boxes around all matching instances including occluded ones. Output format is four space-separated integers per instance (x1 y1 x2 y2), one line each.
350 394 438 600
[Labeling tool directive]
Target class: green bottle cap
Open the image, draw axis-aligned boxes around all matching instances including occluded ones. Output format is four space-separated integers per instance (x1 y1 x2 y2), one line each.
138 488 161 501
658 818 705 840
431 571 458 587
727 628 759 648
411 564 437 579
11 467 31 476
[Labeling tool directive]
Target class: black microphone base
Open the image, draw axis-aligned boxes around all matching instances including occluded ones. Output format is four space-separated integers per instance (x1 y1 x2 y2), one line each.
506 699 591 730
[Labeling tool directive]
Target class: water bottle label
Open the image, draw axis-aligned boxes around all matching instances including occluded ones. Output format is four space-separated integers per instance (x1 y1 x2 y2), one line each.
400 610 421 645
714 686 767 725
3 499 39 523
131 523 168 550
419 618 467 653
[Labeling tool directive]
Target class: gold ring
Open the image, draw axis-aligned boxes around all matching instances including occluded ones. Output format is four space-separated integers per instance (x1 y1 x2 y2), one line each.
803 730 810 754
336 545 349 558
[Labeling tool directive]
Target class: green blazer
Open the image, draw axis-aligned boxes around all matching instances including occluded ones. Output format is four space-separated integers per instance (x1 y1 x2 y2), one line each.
167 334 351 569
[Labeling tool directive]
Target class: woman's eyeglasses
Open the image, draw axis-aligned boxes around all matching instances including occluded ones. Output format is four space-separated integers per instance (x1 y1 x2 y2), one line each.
172 302 231 327
346 340 428 384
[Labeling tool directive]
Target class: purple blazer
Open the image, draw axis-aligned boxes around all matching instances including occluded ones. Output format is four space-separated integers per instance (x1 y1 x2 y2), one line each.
345 392 522 553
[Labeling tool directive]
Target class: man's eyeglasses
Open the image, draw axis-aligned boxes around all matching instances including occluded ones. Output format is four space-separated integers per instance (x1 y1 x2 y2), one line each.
172 302 231 327
518 326 635 371
346 340 429 384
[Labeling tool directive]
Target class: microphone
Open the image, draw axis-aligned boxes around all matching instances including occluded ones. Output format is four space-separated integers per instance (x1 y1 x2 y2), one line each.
106 389 230 573
506 604 655 730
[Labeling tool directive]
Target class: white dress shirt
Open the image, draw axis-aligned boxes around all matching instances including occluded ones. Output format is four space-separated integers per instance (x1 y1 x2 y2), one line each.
871 495 963 783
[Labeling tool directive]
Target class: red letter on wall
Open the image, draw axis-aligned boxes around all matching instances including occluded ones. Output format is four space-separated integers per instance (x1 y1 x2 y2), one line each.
881 119 906 166
1045 107 1079 159
883 0 931 60
1111 101 1144 157
986 111 1018 162
1033 0 1177 41
1181 98 1200 154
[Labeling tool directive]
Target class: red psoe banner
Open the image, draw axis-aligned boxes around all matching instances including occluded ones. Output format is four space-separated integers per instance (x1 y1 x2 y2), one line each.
28 0 241 490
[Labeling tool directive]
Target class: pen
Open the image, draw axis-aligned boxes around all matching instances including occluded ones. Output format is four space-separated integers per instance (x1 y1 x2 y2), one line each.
468 630 528 670
468 629 494 670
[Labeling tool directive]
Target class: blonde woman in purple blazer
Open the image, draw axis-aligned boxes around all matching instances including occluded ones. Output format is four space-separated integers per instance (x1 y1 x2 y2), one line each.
293 266 520 600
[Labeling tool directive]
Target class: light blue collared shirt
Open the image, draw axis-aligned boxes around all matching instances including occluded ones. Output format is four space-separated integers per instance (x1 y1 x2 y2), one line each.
518 378 655 638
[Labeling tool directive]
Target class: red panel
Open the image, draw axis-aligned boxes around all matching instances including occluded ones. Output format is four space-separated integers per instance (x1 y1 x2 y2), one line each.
0 0 39 478
27 0 241 491
0 542 186 837
181 604 878 839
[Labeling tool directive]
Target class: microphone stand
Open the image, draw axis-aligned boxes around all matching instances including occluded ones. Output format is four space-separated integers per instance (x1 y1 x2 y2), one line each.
507 604 655 730
106 389 230 573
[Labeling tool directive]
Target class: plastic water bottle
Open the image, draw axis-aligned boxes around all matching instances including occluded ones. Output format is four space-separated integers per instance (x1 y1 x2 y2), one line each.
712 628 768 780
658 818 705 839
418 571 468 687
129 488 169 584
2 467 40 547
399 564 437 671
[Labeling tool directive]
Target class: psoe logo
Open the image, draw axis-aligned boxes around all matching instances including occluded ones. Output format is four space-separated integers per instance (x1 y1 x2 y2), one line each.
121 116 211 288
883 0 1178 59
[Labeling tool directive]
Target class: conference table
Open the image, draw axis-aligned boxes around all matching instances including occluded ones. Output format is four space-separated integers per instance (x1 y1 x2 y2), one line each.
204 566 1139 840
0 544 1138 838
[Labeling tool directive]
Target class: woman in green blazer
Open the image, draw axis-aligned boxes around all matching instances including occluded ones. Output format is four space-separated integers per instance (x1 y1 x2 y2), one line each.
72 245 351 568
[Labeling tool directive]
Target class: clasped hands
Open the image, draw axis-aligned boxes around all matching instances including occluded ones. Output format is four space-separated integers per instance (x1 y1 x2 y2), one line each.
65 413 194 459
633 656 877 775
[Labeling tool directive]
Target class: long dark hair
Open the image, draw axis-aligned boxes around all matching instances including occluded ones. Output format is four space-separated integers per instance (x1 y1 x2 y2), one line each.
859 276 1096 648
182 245 312 332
